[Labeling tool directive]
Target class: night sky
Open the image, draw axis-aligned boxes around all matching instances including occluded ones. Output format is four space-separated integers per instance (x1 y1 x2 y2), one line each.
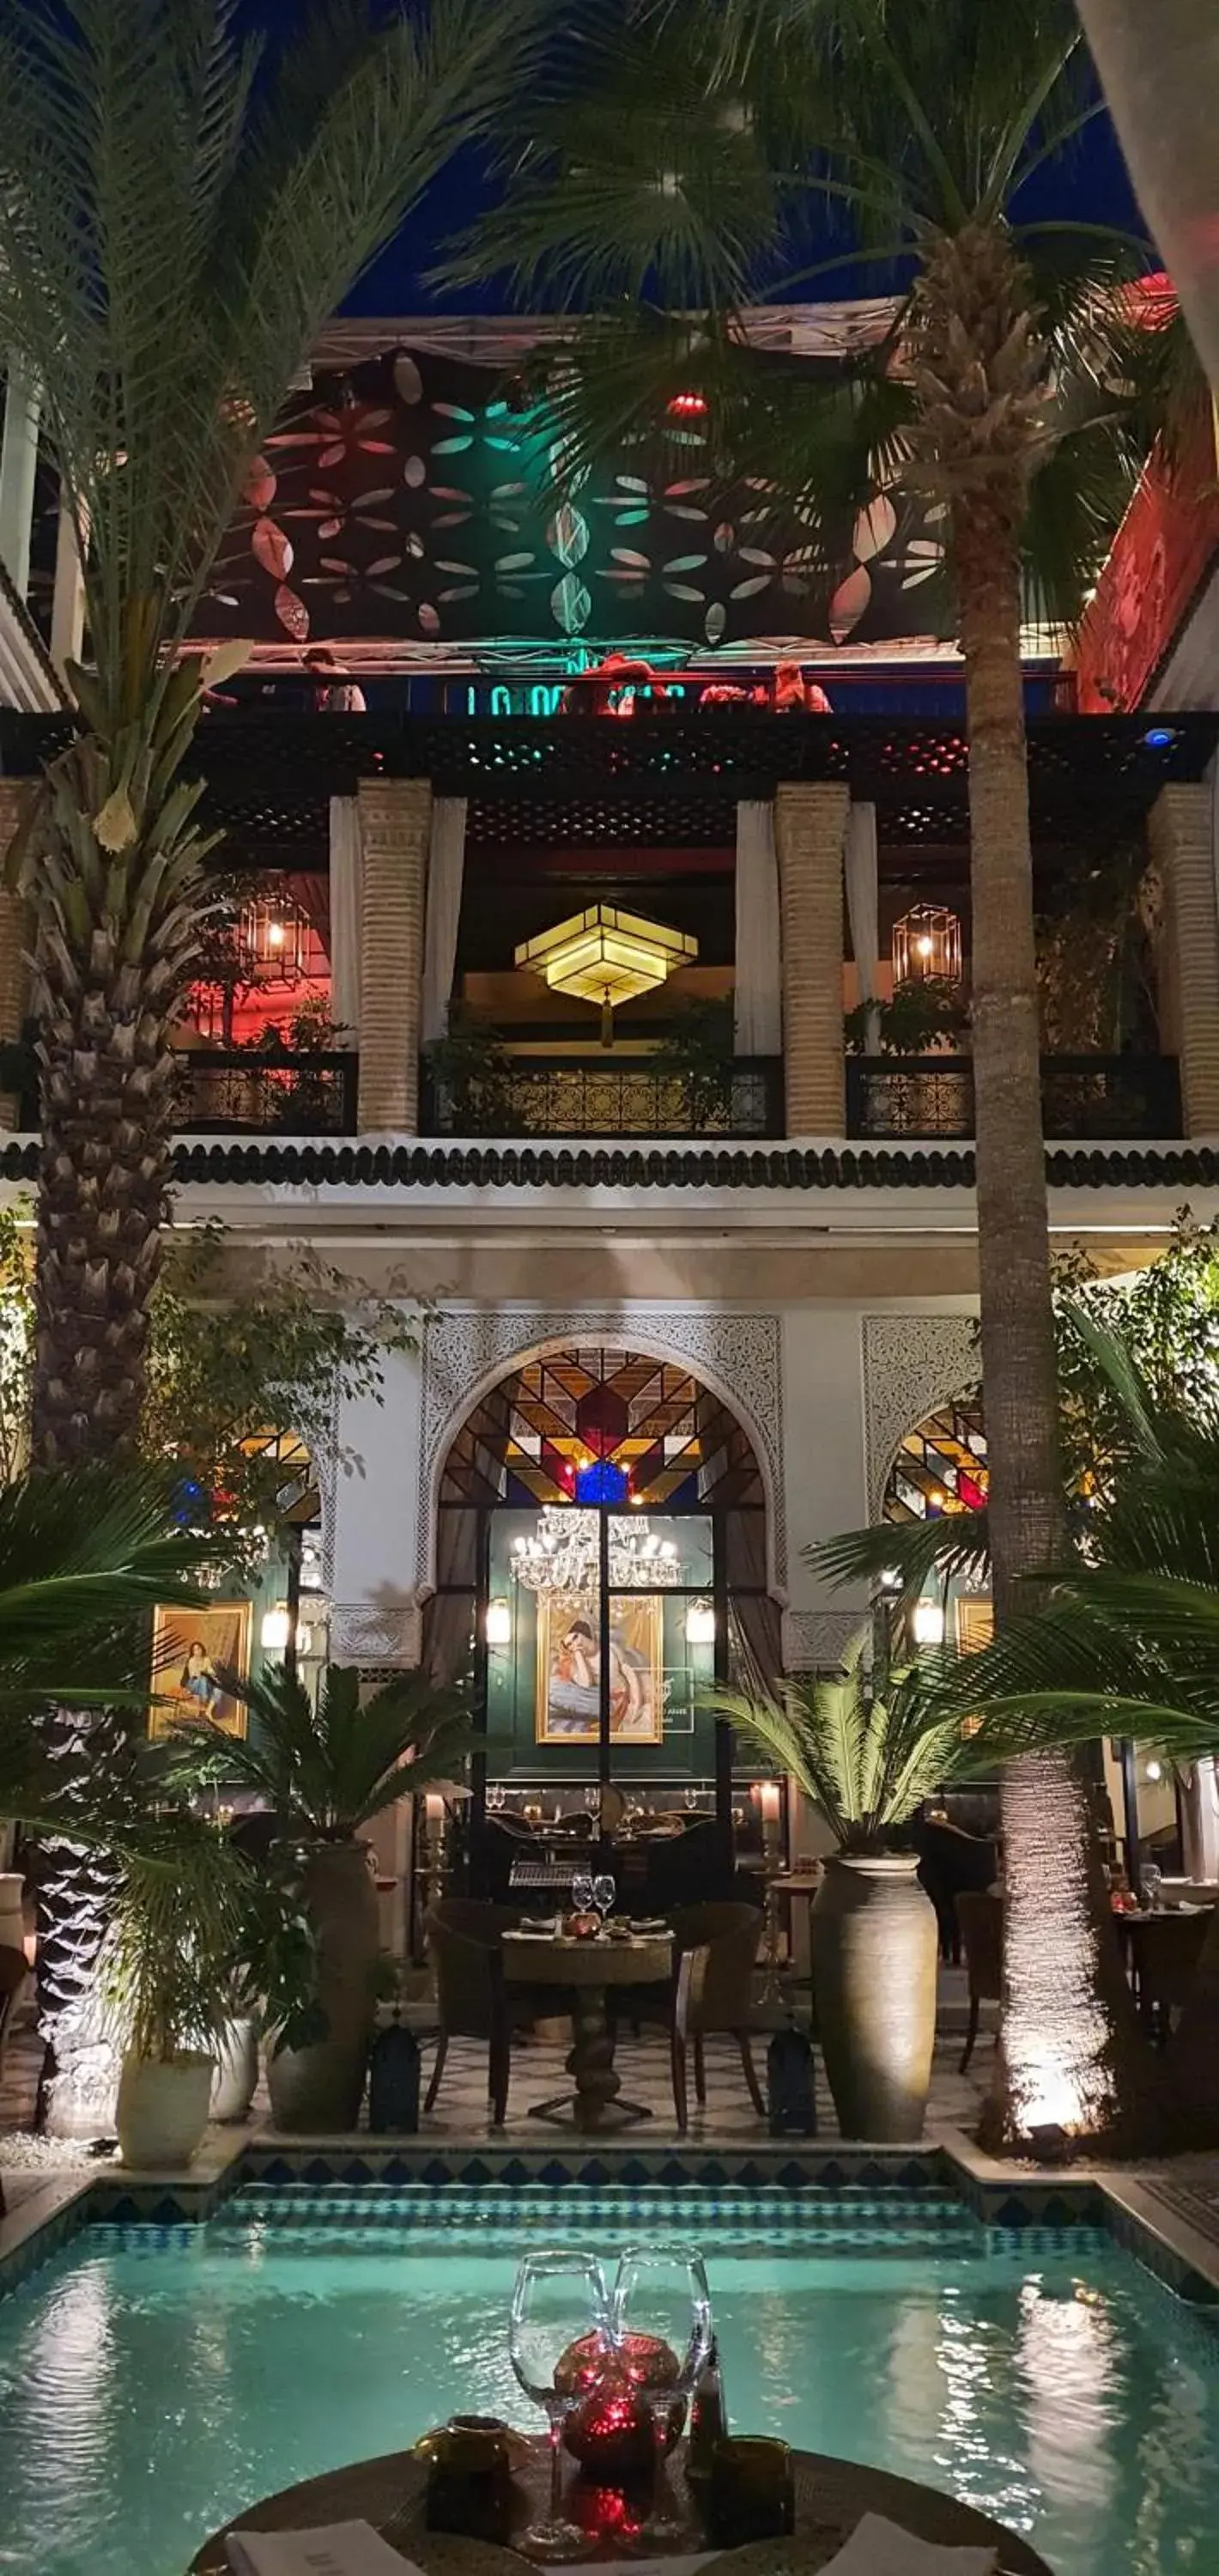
240 1 1153 320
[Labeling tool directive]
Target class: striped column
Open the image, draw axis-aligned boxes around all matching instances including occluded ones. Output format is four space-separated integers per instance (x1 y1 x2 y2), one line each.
355 777 431 1133
774 782 851 1135
0 781 31 1132
1149 782 1219 1136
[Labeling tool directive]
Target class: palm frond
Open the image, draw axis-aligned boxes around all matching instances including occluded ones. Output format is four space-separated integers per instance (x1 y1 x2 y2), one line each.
165 1660 472 1838
810 1509 992 1601
0 1465 218 1711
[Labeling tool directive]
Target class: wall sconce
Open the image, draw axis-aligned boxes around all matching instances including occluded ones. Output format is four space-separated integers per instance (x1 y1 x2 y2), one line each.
892 903 962 987
758 1779 783 1832
685 1600 717 1646
912 1598 946 1647
485 1597 512 1646
260 1605 312 1656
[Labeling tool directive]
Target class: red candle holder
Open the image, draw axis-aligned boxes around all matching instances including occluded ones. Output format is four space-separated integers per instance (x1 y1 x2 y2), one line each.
557 2331 686 2480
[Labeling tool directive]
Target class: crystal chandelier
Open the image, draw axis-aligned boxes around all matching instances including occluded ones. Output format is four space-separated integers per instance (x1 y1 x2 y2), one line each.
510 1508 682 1593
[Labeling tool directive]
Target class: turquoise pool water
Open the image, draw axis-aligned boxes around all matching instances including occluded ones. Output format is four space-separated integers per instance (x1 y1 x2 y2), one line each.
0 2186 1216 2576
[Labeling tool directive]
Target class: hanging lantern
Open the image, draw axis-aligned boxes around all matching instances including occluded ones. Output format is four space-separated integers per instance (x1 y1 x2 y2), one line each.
239 894 309 985
515 904 697 1045
892 903 962 987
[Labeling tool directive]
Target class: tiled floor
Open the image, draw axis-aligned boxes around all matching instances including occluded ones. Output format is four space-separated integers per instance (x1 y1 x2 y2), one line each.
2 1975 992 2154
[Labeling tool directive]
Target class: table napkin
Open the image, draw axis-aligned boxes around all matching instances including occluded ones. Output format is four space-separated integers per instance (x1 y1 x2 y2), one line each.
227 2523 415 2575
817 2513 998 2575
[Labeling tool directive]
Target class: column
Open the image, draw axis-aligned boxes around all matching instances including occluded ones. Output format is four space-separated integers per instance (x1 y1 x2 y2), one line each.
0 782 32 1132
1148 781 1219 1135
774 782 851 1135
0 359 40 600
355 776 430 1133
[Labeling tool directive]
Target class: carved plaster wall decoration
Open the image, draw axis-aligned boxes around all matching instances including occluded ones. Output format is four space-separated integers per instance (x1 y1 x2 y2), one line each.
418 1305 785 1592
863 1312 980 1520
330 1601 424 1667
781 1608 863 1673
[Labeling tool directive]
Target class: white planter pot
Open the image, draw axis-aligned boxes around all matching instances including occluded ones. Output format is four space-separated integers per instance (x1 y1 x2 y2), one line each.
117 2054 215 2170
209 2018 259 2123
0 1870 26 1962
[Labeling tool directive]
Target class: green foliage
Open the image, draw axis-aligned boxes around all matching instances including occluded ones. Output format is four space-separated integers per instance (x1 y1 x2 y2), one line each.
844 978 970 1057
102 1815 252 2063
708 1636 1004 1854
1054 1216 1219 1507
652 997 739 1122
0 1209 417 1574
227 1864 325 2057
0 0 543 721
165 1661 472 1841
424 1005 522 1135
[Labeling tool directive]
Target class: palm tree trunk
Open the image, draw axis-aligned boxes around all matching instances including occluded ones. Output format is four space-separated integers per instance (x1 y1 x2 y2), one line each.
905 210 1163 2158
27 737 197 2129
1073 1 1219 399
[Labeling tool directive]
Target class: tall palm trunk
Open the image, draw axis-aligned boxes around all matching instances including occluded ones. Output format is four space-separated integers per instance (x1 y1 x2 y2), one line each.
27 714 204 2132
913 225 1158 2153
1073 0 1219 401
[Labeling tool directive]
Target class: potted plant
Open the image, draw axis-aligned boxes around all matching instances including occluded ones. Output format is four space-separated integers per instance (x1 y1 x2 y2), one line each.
169 1664 470 2131
103 1822 252 2169
713 1643 992 2142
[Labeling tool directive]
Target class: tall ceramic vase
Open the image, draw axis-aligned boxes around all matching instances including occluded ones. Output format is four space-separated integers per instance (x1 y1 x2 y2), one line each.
811 1854 938 2142
266 1840 380 2133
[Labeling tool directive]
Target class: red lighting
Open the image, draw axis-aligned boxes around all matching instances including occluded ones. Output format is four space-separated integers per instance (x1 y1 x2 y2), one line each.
668 392 707 417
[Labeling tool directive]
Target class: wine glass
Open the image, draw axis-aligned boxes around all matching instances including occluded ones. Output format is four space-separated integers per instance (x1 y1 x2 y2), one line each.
571 1869 596 1916
509 2250 610 2561
610 2243 713 2545
592 1871 616 1921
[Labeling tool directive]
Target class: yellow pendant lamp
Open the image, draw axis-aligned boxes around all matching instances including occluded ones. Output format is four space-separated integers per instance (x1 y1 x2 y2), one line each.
515 903 697 1045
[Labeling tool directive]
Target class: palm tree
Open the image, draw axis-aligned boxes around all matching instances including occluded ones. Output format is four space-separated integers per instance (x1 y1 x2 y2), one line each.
463 0 1166 2151
933 1323 1219 2142
1072 2 1219 395
166 1659 472 1842
0 0 538 1469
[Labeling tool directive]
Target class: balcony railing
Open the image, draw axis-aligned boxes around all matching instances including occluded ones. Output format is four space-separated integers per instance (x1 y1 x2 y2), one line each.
174 1048 359 1134
846 1054 1183 1142
421 1054 785 1139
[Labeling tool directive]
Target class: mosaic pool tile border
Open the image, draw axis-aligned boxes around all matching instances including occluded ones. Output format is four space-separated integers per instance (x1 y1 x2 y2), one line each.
5 2132 1219 2311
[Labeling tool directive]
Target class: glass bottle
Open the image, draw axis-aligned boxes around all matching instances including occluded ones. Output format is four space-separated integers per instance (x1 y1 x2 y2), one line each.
686 2335 727 2486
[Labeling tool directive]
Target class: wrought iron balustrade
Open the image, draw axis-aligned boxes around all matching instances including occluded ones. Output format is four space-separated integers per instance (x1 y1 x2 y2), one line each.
422 1053 784 1139
846 1053 1183 1143
174 1048 359 1135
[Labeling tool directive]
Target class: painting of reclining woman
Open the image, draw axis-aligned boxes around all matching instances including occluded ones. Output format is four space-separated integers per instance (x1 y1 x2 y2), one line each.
536 1592 664 1745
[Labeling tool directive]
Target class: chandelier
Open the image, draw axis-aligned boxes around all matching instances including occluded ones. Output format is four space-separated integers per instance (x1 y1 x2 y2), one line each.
515 904 698 1044
510 1508 683 1594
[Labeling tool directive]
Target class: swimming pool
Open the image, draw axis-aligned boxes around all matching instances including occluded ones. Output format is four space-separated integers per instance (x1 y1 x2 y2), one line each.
1 2184 1216 2576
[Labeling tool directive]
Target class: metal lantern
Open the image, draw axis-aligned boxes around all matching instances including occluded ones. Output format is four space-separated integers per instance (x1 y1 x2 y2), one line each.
891 903 962 987
239 894 309 985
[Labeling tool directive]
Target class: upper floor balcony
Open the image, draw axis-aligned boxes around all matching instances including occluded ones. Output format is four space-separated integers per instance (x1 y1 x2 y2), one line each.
0 702 1215 1190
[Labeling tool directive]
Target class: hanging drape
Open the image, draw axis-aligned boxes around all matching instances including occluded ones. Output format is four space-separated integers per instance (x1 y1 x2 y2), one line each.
329 796 362 1039
725 1506 784 1692
844 799 880 1050
421 796 468 1048
733 799 782 1056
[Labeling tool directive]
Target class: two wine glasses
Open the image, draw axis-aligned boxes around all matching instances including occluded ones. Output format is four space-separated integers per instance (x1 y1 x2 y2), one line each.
508 2244 712 2560
570 1870 616 1921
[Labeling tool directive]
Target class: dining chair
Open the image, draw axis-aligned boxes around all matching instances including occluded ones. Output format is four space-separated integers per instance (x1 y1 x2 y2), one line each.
422 1899 564 2126
955 1891 1003 2073
615 1901 765 2130
1125 1908 1210 2046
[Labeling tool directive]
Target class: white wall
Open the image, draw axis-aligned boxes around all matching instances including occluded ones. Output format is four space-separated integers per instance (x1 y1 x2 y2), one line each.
329 1336 425 1663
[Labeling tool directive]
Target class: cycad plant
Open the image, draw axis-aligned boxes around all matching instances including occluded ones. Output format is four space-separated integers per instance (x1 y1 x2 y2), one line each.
462 0 1180 2151
712 1641 1001 1855
0 0 537 1469
167 1661 471 1842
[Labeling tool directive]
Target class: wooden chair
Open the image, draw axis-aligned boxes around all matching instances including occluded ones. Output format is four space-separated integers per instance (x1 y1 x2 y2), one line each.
1123 1909 1210 2046
956 1891 1003 2074
422 1899 565 2127
616 1901 765 2131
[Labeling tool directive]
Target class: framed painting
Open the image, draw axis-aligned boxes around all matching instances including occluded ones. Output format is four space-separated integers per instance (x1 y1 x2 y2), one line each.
955 1597 994 1656
149 1600 252 1741
536 1592 664 1746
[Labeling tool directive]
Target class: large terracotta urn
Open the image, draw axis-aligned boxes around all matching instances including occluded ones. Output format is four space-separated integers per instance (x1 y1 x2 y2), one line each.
266 1840 380 2133
811 1854 938 2142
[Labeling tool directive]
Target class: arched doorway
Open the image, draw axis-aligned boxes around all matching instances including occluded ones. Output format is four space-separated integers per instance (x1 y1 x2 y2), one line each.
428 1344 779 1890
882 1386 992 1654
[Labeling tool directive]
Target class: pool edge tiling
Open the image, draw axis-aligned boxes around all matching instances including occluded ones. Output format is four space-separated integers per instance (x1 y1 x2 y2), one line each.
6 2134 1219 2314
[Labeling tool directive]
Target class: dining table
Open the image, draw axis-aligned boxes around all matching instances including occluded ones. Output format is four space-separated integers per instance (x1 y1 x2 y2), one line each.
189 2431 1056 2573
501 1923 671 2134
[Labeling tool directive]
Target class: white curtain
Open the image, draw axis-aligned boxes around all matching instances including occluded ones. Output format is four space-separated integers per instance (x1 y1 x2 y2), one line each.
844 799 880 1050
421 796 468 1048
733 799 782 1055
329 795 362 1039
